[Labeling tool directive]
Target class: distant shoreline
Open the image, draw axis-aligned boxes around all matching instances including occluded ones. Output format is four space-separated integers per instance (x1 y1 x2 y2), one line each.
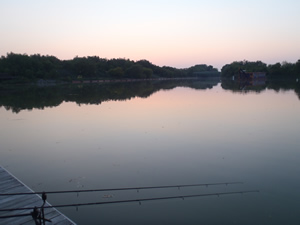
0 53 299 85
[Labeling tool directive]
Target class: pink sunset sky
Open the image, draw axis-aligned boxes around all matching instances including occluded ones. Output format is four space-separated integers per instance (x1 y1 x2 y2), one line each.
1 0 300 70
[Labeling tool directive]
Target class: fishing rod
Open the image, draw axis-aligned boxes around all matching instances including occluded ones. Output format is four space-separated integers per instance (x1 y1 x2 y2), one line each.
0 190 259 215
0 181 242 196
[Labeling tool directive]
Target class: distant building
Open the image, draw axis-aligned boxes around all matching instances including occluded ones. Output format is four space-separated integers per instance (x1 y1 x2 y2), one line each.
238 69 266 80
237 69 266 89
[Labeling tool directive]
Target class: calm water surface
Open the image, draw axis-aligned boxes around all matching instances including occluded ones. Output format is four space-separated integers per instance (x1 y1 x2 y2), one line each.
1 80 300 224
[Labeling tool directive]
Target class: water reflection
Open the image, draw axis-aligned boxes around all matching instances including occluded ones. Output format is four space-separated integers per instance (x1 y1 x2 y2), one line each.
221 77 267 92
222 77 300 97
1 78 300 113
1 78 300 224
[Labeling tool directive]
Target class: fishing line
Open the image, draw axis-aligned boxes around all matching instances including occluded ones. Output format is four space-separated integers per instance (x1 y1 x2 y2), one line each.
0 181 243 196
0 190 259 213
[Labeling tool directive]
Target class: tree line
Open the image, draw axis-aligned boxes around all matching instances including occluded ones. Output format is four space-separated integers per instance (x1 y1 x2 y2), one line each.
221 60 300 78
1 53 299 83
0 53 218 83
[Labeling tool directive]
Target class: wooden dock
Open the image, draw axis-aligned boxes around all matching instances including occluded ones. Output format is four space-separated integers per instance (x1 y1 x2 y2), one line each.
0 166 76 225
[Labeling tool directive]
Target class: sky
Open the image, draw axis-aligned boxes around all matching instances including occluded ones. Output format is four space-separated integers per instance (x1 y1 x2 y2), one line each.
1 0 300 70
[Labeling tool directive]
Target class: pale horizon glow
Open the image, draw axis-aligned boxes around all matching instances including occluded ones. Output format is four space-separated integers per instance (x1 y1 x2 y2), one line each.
1 0 300 70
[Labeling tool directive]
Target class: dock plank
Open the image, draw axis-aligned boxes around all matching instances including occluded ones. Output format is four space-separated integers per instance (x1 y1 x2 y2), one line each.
0 166 76 225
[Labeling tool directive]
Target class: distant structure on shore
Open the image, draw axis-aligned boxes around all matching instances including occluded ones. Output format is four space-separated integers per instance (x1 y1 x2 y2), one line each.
238 69 266 80
237 68 266 89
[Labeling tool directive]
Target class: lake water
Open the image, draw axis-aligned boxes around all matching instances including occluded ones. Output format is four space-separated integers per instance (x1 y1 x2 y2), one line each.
1 79 300 224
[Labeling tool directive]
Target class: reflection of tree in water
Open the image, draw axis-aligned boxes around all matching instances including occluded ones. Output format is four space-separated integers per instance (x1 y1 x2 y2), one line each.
1 86 64 113
2 78 300 113
294 83 300 100
267 79 300 101
221 78 267 93
0 78 220 113
222 78 300 99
